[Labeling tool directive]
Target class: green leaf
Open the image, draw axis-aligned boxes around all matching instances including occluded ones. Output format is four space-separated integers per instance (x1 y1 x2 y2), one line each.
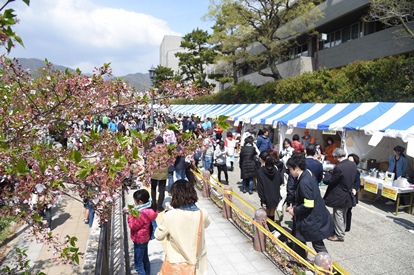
73 150 82 163
128 204 140 218
129 128 139 137
23 0 30 6
70 236 78 246
114 149 120 158
17 158 27 174
132 146 139 159
39 162 46 173
75 168 89 179
73 253 79 264
166 123 179 131
182 130 193 140
33 213 42 223
217 115 229 123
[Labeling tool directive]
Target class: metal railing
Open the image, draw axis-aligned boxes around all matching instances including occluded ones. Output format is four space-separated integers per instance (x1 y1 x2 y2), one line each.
192 167 349 275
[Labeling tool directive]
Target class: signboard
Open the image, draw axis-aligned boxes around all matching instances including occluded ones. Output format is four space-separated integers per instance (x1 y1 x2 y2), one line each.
364 181 379 194
322 130 336 135
382 186 398 201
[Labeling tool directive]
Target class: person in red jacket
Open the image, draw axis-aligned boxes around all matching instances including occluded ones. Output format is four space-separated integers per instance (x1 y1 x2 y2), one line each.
127 189 158 275
291 134 305 153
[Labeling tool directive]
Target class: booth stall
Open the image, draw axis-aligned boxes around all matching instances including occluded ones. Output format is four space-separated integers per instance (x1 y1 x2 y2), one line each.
171 102 414 212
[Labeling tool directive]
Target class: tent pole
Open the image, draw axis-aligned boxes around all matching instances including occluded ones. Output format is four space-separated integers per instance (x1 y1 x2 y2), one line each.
342 129 348 156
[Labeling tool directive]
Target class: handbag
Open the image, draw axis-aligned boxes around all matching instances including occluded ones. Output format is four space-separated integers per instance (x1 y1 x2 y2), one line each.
159 210 203 275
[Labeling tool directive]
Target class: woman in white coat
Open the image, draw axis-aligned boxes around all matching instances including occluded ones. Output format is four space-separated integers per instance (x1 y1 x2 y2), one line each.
155 179 211 275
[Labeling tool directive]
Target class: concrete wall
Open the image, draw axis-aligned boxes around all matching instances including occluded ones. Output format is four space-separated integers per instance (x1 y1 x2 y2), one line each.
159 35 183 73
319 24 414 70
316 0 370 27
238 56 314 86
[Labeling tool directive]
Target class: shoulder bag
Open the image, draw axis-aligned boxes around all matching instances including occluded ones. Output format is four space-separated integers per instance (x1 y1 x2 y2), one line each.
159 210 203 275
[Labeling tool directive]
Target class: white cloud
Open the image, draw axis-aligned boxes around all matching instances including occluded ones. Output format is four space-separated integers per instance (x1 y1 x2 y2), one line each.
9 0 182 75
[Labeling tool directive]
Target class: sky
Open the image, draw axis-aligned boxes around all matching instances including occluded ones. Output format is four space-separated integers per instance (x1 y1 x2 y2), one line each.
7 0 214 76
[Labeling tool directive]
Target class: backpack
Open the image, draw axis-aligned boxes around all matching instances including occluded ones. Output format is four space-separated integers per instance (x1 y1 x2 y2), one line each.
149 219 157 240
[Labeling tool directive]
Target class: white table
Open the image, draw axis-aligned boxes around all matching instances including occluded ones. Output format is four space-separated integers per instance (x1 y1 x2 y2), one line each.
361 176 414 215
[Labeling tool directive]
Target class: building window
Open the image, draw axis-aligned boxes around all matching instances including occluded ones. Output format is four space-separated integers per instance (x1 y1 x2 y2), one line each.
351 23 360 40
334 30 341 46
290 43 309 59
342 26 351 43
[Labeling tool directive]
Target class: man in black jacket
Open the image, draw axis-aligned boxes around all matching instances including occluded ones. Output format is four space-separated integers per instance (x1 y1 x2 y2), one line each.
286 153 332 259
323 148 357 242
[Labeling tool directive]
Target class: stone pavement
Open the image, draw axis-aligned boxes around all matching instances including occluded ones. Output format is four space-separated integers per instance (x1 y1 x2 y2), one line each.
124 189 284 275
1 190 92 275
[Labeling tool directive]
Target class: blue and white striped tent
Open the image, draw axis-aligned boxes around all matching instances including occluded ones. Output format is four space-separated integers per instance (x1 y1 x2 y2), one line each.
171 102 414 140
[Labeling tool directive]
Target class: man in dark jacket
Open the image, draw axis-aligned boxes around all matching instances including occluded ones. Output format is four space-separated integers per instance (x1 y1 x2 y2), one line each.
286 153 332 259
323 148 357 242
305 144 323 183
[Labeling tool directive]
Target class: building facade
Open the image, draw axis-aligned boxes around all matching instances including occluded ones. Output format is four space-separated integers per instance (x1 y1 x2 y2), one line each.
159 35 183 73
160 0 414 91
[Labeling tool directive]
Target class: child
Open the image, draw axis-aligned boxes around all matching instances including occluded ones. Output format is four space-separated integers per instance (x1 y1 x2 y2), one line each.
127 189 158 275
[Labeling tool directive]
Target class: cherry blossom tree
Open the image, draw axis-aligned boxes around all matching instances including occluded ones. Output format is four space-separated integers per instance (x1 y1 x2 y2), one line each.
0 0 211 270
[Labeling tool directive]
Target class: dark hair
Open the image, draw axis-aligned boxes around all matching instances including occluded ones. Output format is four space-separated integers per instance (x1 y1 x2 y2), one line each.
326 136 335 145
306 144 316 156
269 151 280 163
283 138 292 147
348 153 360 165
155 135 164 144
133 189 150 204
244 136 254 145
227 132 233 137
259 151 274 167
393 146 405 156
286 152 306 171
292 134 300 141
170 179 198 208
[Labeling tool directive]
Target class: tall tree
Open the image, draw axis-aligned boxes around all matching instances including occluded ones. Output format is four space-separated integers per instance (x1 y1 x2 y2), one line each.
365 0 414 41
175 28 217 88
207 1 249 85
153 65 182 89
207 0 323 81
0 1 211 271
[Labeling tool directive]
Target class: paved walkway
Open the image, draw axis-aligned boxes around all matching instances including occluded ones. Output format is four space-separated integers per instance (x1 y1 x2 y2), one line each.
124 190 284 275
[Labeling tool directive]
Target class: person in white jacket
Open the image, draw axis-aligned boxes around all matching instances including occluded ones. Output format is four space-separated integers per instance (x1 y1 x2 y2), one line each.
214 140 229 184
155 179 211 275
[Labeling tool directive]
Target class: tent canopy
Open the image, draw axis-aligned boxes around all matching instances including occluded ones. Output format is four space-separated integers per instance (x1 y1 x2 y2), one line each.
171 102 414 141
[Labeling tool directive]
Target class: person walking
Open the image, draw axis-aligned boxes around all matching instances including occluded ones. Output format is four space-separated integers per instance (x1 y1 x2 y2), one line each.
127 189 158 275
323 148 357 242
280 138 295 168
286 153 332 259
214 140 229 184
202 135 215 174
346 153 360 232
224 132 238 171
291 134 305 153
150 136 169 212
257 151 282 236
305 144 324 184
256 128 273 153
155 179 211 275
239 136 258 194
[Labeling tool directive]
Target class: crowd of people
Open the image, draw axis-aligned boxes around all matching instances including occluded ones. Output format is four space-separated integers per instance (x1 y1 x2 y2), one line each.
39 107 411 275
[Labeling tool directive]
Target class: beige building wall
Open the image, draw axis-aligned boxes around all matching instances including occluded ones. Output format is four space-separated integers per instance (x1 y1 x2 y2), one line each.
159 35 183 73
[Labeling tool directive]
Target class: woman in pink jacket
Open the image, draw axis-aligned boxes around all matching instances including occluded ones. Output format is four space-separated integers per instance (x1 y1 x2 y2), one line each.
127 189 158 275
